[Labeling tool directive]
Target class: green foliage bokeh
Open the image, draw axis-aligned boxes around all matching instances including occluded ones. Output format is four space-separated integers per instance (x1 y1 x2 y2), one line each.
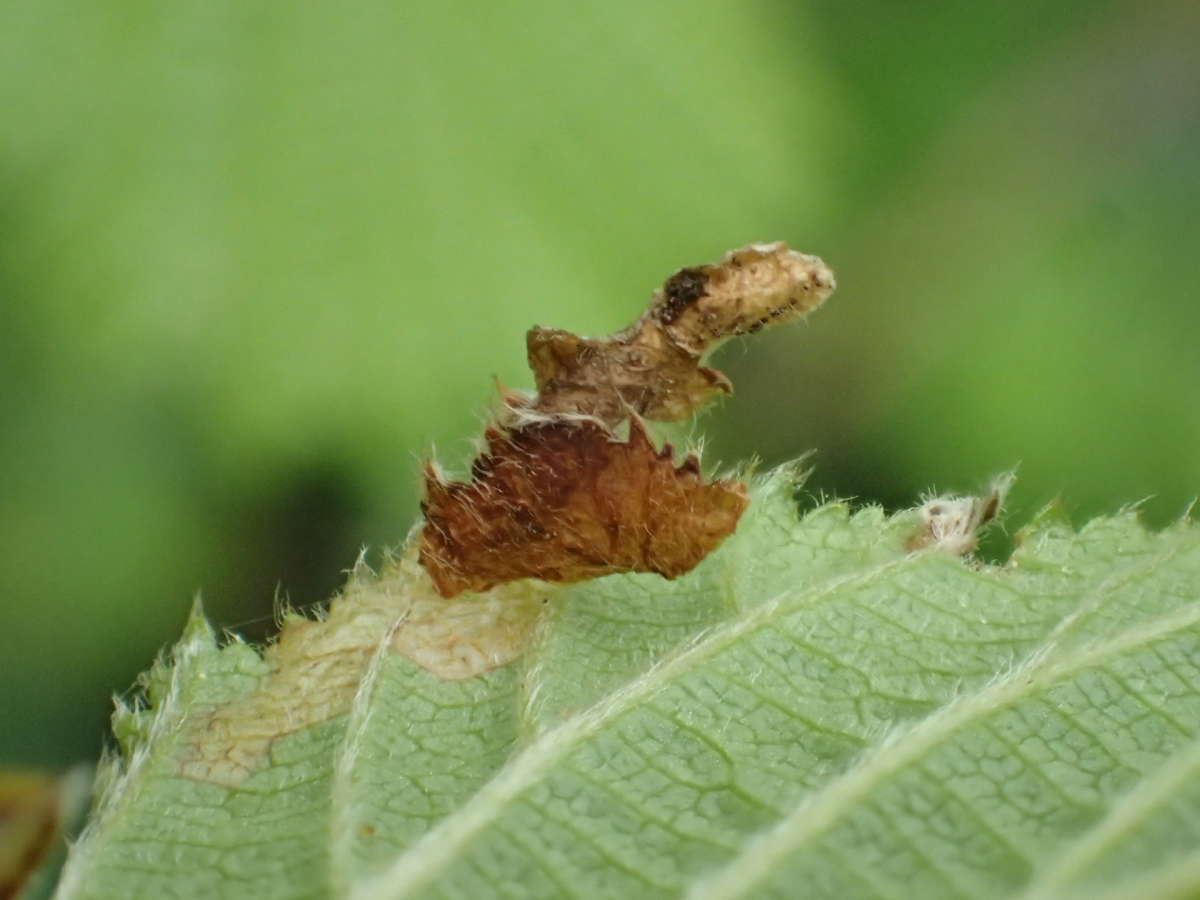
2 0 1197 766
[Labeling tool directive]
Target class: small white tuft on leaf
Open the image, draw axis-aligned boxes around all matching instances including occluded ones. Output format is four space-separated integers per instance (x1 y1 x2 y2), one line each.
908 472 1015 555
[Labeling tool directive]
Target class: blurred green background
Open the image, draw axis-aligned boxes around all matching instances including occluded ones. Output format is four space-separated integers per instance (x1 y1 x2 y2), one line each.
2 0 1197 768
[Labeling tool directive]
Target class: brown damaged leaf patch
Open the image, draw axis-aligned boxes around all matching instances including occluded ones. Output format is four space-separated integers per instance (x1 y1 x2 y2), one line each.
0 772 63 899
420 419 750 598
180 555 548 785
419 241 834 597
526 242 835 426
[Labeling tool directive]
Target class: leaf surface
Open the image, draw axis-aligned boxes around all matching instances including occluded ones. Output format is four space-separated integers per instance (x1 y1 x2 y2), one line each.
55 473 1200 899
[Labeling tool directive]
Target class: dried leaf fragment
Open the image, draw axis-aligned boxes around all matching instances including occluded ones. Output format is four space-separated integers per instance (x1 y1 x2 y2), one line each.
418 241 833 597
907 473 1015 555
0 771 63 898
527 242 835 426
420 419 749 597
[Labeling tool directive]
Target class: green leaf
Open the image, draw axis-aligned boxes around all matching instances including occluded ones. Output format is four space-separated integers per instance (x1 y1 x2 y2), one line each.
54 471 1200 899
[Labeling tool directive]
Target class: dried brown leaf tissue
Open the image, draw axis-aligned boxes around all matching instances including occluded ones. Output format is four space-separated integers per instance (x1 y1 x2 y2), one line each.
420 242 836 597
